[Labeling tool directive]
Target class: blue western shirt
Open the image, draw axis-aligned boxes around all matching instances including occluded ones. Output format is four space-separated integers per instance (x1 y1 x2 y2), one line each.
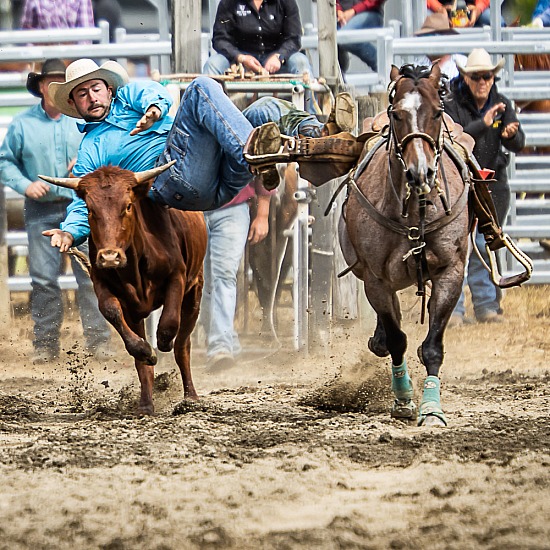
0 103 82 200
61 80 173 244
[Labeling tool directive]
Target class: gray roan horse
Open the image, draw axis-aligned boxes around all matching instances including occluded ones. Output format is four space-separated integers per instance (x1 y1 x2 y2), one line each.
339 63 469 426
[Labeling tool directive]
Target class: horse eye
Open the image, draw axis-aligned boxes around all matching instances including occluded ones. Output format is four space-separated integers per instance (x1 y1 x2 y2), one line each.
392 111 402 121
434 110 443 119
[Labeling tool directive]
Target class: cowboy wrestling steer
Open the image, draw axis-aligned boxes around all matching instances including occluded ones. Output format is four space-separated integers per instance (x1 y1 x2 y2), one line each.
40 162 207 415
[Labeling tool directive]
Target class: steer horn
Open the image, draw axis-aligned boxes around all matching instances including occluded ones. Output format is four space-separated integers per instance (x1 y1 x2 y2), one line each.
38 174 81 189
134 160 177 184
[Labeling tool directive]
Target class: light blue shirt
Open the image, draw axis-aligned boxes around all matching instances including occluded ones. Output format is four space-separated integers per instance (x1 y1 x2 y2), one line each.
0 102 82 200
61 80 174 244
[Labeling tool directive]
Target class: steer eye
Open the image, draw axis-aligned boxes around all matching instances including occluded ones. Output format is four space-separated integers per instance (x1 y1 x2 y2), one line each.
125 203 132 213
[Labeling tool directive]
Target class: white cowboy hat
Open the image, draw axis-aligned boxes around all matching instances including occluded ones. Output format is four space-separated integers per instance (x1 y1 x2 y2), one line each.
457 48 505 76
49 58 129 118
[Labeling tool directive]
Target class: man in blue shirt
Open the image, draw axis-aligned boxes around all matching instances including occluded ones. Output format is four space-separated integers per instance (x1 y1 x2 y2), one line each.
0 59 112 363
44 58 358 250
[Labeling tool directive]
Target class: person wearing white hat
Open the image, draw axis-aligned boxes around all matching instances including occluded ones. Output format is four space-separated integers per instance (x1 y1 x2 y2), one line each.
444 48 525 325
0 59 113 363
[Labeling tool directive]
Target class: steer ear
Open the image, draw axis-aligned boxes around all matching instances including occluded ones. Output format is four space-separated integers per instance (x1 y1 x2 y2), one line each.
134 160 177 184
38 175 81 190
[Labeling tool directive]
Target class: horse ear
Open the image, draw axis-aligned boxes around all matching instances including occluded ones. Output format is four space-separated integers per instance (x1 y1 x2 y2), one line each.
429 63 442 89
390 65 401 82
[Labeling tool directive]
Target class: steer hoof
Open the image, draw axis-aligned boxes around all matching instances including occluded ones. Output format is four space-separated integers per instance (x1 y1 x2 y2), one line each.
137 402 155 416
129 339 157 365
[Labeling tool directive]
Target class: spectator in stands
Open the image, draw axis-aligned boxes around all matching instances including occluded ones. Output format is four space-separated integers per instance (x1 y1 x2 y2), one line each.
199 178 273 372
19 0 94 31
0 59 113 363
92 0 122 42
336 0 388 74
427 1 503 28
203 0 313 82
413 11 467 82
444 48 525 324
530 0 550 27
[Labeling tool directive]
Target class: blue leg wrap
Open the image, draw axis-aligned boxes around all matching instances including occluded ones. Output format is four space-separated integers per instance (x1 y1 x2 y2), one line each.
391 361 413 400
418 375 447 426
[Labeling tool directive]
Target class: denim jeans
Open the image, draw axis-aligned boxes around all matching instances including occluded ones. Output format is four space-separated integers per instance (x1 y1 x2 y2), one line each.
453 181 510 318
150 79 323 211
24 199 111 353
199 202 250 359
338 10 383 71
242 96 324 137
203 52 317 113
151 77 255 211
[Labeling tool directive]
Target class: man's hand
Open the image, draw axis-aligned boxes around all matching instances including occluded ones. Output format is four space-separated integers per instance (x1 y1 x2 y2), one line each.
466 7 481 27
264 54 282 75
42 228 74 253
248 216 269 245
337 8 355 26
502 121 519 139
483 102 506 127
237 54 267 75
25 180 50 200
130 105 162 136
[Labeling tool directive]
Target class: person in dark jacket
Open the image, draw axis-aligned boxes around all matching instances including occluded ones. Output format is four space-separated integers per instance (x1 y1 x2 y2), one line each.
444 48 525 324
203 0 312 78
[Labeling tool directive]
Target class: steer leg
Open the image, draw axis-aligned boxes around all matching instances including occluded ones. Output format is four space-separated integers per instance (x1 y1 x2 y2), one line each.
173 284 203 400
156 276 185 352
135 359 155 415
97 293 157 365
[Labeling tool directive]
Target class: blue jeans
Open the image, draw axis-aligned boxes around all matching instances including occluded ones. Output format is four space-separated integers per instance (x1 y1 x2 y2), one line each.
338 10 383 71
454 180 510 318
150 79 323 211
199 202 250 358
24 199 111 353
242 96 324 137
203 52 317 113
151 77 254 211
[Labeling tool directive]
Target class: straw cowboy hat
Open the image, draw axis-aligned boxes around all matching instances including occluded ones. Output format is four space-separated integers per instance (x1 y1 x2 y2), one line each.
457 48 505 75
26 58 67 98
49 58 129 118
414 12 458 36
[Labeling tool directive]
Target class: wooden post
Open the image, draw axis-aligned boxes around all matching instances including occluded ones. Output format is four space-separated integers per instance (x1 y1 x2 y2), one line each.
317 0 340 89
172 0 201 74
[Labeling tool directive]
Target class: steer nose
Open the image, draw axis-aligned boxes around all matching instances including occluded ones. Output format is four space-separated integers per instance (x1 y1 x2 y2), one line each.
97 249 127 268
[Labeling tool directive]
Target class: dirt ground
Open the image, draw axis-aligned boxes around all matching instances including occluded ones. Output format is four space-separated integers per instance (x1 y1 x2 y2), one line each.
0 284 549 550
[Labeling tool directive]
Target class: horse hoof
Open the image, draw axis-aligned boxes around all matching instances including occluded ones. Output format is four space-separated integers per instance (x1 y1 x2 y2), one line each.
391 399 417 420
416 345 425 366
419 414 447 427
368 337 390 358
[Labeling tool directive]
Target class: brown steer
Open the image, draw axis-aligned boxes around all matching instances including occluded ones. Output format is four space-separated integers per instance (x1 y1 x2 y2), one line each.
40 163 207 415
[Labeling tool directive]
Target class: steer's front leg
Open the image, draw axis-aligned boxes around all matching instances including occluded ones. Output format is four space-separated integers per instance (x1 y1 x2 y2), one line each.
97 292 157 365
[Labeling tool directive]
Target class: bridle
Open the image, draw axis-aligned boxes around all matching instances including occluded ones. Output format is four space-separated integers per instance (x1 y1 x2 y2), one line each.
387 74 445 193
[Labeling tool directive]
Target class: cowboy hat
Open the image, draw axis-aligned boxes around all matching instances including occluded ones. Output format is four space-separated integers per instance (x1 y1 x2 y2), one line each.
414 12 458 36
457 48 505 75
26 58 67 98
49 58 129 118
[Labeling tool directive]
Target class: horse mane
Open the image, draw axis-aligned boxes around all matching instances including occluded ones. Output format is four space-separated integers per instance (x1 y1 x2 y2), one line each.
399 64 433 84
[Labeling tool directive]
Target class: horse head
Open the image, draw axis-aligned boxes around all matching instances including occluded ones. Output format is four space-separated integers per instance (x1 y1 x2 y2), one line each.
388 63 444 195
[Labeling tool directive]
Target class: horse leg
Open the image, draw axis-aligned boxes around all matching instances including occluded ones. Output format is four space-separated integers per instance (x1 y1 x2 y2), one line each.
417 267 464 427
364 282 416 420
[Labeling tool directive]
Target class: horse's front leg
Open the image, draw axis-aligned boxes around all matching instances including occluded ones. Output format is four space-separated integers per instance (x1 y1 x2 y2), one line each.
96 289 157 366
364 280 416 420
417 264 465 427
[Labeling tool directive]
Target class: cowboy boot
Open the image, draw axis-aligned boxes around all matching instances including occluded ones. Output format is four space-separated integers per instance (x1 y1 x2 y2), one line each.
244 121 283 190
323 91 357 135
